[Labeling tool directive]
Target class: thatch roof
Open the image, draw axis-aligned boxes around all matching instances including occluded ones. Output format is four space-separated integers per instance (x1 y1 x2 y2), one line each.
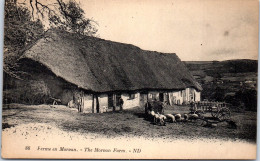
21 29 202 93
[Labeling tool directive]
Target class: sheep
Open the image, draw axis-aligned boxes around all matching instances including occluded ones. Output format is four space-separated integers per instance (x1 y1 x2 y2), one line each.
147 111 166 126
159 116 166 126
188 113 199 121
159 114 166 120
157 114 166 126
154 113 160 124
151 113 166 126
165 114 176 123
183 114 189 121
150 111 154 115
174 113 182 122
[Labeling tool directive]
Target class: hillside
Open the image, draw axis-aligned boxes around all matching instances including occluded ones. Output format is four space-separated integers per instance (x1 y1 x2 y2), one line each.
185 59 257 74
184 59 257 111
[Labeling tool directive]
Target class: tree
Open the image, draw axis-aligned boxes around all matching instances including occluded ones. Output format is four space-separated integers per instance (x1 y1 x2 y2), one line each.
4 0 98 78
49 0 97 36
28 0 98 36
213 86 225 101
234 88 257 111
4 0 44 78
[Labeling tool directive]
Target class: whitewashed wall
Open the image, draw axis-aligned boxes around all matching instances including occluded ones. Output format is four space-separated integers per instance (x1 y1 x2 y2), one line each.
186 88 201 102
82 93 140 113
148 91 159 101
82 94 93 113
98 94 109 113
170 91 183 105
194 90 201 102
80 89 200 113
82 94 108 113
183 88 189 103
121 93 140 109
168 88 201 105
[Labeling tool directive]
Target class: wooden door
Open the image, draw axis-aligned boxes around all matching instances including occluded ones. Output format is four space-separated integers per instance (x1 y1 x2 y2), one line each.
159 93 164 102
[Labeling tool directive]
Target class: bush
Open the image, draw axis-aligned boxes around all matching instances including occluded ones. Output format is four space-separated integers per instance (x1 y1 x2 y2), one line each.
3 79 52 104
225 89 257 111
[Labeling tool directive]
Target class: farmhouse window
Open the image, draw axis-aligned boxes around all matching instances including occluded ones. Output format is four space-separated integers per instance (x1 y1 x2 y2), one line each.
151 93 157 99
129 94 135 99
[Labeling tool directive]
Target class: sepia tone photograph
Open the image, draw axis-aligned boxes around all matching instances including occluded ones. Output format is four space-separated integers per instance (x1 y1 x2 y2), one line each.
1 0 258 159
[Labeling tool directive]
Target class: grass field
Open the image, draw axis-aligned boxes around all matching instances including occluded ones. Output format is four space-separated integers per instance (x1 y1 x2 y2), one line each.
2 104 257 143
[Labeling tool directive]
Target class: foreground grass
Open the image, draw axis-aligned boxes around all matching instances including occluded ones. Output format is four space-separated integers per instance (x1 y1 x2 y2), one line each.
2 104 257 143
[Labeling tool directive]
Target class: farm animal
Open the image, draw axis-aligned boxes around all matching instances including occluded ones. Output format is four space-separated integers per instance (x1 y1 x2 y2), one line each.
194 109 204 118
151 113 166 126
165 114 176 123
188 113 199 121
150 110 155 116
156 114 166 126
159 114 166 126
154 113 160 124
159 114 166 120
174 113 182 122
183 114 189 121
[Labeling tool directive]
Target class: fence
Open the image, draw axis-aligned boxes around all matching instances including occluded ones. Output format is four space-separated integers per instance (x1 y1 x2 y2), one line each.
190 101 230 112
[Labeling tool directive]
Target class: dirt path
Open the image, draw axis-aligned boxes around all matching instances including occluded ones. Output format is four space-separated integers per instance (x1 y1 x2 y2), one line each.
2 104 257 142
2 122 256 159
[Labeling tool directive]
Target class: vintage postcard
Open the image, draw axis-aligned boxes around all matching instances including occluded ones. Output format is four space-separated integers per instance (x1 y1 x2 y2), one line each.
1 0 258 159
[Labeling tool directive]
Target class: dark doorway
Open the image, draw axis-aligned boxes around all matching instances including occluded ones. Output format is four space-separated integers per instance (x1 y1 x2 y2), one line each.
116 94 121 106
159 93 164 102
108 94 113 108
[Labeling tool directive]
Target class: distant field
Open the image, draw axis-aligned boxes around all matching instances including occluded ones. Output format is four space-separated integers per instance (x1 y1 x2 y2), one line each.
2 104 257 143
184 60 257 75
184 61 213 65
184 60 257 106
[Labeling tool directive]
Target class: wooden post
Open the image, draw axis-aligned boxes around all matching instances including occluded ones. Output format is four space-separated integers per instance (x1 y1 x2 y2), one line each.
78 91 83 112
81 92 84 112
96 95 100 113
92 94 95 113
119 97 123 111
112 94 116 112
80 97 83 112
112 106 115 112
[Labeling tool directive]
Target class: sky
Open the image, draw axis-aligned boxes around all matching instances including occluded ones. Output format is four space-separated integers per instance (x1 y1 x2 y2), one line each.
78 0 258 61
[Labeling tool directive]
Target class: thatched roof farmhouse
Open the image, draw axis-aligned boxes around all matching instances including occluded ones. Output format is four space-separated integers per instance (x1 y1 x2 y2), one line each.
15 29 202 112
